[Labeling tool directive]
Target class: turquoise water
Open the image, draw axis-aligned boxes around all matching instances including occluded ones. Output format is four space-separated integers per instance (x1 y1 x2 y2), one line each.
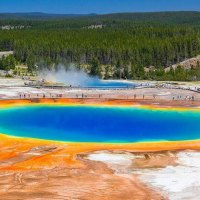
0 105 200 143
84 80 136 88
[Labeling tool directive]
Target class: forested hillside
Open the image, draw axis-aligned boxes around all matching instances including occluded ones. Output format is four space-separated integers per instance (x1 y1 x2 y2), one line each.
1 11 200 81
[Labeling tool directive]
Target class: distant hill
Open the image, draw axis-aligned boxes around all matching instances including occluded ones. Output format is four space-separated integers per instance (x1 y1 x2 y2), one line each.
96 11 200 24
0 12 96 20
0 11 200 25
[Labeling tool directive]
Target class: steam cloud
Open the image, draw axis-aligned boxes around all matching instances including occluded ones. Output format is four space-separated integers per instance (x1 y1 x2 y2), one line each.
39 65 99 87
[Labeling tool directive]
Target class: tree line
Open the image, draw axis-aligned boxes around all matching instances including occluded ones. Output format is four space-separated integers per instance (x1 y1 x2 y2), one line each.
0 12 200 81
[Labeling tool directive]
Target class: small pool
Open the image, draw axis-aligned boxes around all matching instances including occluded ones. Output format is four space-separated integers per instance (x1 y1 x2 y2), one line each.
0 105 200 143
82 80 136 88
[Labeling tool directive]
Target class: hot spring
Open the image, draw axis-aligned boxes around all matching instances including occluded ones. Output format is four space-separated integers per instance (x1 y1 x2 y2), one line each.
40 66 137 88
0 105 200 143
81 80 136 88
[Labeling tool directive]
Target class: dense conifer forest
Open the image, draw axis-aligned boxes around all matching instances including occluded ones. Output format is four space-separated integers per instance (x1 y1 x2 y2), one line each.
1 11 200 81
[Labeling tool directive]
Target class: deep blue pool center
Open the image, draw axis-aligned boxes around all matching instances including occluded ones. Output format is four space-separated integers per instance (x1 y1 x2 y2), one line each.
0 105 199 143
